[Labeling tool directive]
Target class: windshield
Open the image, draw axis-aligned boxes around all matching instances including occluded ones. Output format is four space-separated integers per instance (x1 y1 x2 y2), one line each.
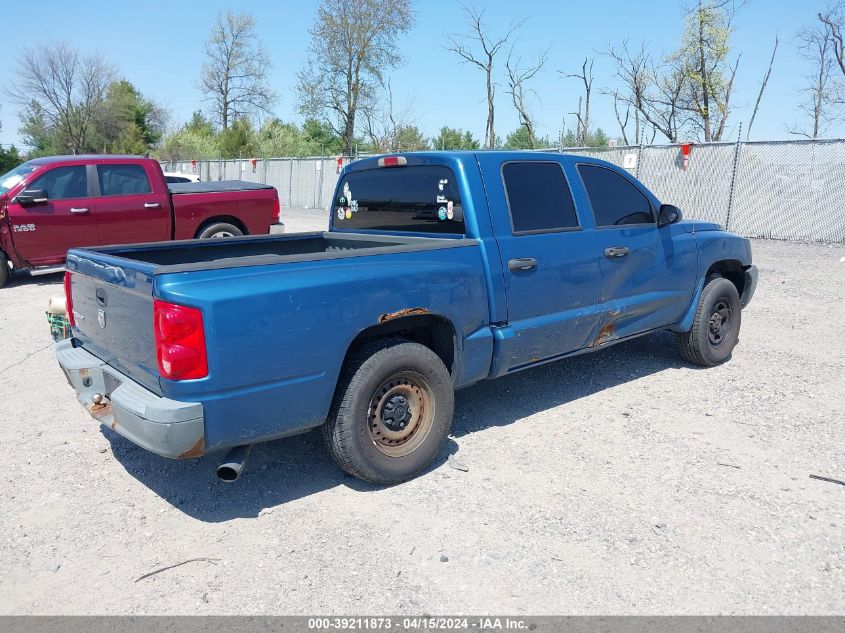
0 162 39 195
333 165 464 234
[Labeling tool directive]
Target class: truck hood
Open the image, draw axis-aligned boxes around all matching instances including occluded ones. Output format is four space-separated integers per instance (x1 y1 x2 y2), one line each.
678 219 722 233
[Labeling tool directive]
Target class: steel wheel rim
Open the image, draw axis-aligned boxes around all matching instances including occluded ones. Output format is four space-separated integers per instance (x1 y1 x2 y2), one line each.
708 298 733 346
367 371 434 458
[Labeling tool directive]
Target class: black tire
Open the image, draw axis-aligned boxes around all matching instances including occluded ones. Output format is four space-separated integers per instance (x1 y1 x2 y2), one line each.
196 222 243 239
677 277 742 367
323 338 454 485
0 251 9 289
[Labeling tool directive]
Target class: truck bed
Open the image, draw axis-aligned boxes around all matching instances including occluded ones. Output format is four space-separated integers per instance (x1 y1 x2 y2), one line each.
65 231 488 450
76 232 473 273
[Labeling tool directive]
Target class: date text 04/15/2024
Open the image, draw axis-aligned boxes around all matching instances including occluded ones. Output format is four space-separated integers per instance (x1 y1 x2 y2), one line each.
306 617 535 630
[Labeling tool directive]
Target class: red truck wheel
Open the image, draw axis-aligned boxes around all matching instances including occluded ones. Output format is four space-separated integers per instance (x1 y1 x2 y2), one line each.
0 252 9 289
197 222 243 239
323 338 454 484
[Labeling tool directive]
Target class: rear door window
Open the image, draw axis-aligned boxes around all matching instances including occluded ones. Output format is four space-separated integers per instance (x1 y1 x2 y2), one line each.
334 165 464 234
29 166 88 200
97 164 152 196
577 164 654 227
502 162 579 233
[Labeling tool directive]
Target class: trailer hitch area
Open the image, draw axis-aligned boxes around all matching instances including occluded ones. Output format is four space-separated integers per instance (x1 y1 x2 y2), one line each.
84 392 112 421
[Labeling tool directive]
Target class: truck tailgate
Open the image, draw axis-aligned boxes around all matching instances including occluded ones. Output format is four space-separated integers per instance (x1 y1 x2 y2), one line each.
66 250 161 394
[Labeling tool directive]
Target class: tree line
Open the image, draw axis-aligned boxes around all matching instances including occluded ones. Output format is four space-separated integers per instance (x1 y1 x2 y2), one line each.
4 0 845 164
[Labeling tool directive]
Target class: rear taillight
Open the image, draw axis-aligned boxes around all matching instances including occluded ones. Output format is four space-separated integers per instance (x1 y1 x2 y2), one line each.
64 272 75 327
154 300 208 380
272 196 281 222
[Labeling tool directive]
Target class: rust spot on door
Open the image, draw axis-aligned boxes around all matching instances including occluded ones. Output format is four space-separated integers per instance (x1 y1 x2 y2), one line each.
179 437 205 459
589 322 617 348
378 307 430 324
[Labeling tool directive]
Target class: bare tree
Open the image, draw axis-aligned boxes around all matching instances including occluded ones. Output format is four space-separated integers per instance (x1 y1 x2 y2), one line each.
361 80 421 152
790 25 836 138
606 90 633 145
445 6 525 149
604 41 649 143
604 41 687 143
819 4 845 80
200 11 276 130
563 58 594 146
504 47 548 149
747 36 779 140
7 43 115 154
298 0 414 155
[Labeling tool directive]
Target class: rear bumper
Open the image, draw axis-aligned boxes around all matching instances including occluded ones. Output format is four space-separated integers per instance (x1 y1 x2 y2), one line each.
741 265 758 308
55 339 205 459
269 221 285 234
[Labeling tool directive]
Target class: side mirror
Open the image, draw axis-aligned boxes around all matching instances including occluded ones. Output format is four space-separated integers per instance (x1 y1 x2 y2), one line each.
658 204 682 227
15 189 48 207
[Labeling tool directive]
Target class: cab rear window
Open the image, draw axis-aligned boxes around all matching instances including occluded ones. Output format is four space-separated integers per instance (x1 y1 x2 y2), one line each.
333 165 464 234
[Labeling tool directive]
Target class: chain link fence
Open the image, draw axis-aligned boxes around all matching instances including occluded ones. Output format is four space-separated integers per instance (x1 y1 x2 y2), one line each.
161 139 845 243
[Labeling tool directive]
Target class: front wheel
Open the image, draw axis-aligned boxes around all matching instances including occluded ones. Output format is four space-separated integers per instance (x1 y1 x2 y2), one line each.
677 277 742 367
196 222 243 239
323 338 454 484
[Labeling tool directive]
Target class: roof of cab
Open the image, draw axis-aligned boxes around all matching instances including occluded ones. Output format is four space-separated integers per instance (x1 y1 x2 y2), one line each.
348 150 618 171
27 154 146 165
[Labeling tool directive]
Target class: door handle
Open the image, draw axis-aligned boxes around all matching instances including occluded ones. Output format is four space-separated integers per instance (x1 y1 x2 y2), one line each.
144 202 161 209
70 207 90 214
604 246 630 258
508 257 538 272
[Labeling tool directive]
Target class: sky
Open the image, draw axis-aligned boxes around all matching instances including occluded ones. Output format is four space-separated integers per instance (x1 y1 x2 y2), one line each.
0 0 840 150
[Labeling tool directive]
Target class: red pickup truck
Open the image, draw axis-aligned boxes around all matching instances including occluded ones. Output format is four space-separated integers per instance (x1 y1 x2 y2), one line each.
0 155 283 288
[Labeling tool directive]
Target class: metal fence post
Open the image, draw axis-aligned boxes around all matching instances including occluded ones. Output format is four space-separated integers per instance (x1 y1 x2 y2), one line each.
725 123 743 231
635 143 643 179
317 158 325 210
288 159 294 207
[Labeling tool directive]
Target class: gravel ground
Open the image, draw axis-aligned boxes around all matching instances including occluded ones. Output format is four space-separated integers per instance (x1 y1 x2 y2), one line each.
0 211 843 615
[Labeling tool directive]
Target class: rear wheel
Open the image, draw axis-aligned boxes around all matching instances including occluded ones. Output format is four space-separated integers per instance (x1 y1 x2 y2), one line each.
677 277 742 367
323 338 454 484
196 222 243 239
0 252 9 289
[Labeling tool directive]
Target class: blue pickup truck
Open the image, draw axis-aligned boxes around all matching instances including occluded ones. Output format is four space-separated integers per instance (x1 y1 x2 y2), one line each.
56 152 757 484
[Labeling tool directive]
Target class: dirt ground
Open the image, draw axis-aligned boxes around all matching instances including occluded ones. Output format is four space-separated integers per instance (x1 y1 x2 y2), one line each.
0 211 843 614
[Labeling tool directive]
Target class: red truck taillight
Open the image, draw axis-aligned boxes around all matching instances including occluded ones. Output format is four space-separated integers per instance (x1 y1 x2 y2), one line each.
64 272 75 327
272 196 281 222
154 300 208 380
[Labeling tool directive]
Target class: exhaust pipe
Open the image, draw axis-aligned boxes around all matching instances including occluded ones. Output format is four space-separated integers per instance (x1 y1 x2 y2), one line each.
217 445 253 482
